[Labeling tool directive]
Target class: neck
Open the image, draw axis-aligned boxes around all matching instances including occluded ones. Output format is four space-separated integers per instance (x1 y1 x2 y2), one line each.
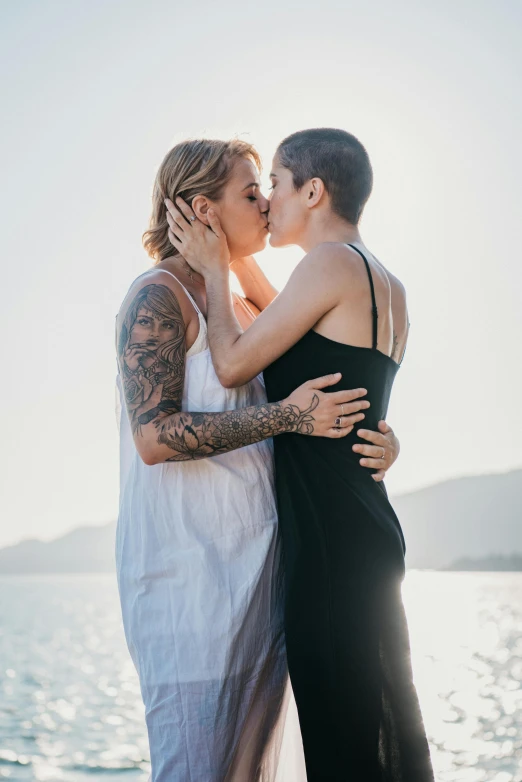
299 211 362 253
160 255 206 289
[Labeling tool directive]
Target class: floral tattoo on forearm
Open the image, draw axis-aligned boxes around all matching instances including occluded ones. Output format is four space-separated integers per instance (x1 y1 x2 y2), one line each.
157 396 319 461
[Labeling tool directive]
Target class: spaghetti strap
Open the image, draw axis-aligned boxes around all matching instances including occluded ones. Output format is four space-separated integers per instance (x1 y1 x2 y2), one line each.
133 267 207 359
151 268 203 316
347 244 378 350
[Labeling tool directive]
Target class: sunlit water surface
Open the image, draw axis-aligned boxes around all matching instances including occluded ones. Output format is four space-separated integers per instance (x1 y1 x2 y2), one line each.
1 572 521 781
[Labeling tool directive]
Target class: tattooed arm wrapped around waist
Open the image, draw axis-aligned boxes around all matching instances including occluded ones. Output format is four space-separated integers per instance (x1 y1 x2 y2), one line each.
116 271 367 465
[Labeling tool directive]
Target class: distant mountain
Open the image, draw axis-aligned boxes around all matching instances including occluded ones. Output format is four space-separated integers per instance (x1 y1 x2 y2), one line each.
444 553 522 571
0 522 117 574
0 469 520 573
393 469 522 569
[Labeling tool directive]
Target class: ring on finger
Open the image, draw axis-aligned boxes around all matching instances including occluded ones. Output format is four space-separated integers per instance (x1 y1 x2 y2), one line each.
380 446 385 460
189 215 196 222
335 417 342 427
341 404 345 417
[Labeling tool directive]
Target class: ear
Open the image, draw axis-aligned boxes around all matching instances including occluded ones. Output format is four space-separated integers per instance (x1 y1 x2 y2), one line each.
191 195 212 226
303 177 326 209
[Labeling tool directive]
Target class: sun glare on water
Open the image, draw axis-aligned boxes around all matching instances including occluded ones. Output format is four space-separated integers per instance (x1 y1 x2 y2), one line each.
403 571 522 781
1 572 521 781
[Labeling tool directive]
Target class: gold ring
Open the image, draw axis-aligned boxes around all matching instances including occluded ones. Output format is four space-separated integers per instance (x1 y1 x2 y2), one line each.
381 447 385 460
341 404 345 416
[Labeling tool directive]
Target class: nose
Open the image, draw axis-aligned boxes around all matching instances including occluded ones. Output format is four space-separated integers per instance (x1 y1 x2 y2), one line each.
149 321 160 338
258 193 270 214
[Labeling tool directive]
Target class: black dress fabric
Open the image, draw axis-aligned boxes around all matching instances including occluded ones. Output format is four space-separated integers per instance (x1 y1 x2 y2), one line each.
263 246 434 781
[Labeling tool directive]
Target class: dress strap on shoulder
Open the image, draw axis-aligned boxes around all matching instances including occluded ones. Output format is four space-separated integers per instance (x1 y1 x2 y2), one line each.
346 244 378 350
151 268 202 316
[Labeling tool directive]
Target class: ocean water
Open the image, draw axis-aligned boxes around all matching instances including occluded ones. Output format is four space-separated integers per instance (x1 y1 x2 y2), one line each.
0 571 521 781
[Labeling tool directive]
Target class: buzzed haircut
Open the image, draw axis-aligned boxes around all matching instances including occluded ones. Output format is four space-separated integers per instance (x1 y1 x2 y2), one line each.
276 128 373 225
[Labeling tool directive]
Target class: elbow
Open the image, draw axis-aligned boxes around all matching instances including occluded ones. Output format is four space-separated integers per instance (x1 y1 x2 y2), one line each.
136 442 160 467
216 363 246 389
219 373 240 390
140 452 158 467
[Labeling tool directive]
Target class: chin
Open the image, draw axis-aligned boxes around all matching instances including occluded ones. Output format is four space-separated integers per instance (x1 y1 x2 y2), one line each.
269 233 284 248
246 235 269 255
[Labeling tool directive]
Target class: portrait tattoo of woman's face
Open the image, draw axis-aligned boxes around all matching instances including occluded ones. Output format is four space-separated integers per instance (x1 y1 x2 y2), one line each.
118 284 186 432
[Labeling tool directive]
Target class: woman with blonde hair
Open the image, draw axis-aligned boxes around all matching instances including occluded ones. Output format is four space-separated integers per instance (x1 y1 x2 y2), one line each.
116 137 399 781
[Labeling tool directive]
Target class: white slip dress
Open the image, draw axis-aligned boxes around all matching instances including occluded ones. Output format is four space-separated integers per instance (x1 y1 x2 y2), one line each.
115 270 305 782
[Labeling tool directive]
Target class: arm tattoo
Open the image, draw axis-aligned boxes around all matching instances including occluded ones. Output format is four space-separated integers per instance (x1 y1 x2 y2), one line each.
117 282 319 462
391 319 410 365
117 283 186 434
158 394 319 462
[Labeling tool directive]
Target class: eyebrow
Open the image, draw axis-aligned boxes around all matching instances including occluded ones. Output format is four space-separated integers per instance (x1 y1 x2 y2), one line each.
242 182 260 191
269 172 278 178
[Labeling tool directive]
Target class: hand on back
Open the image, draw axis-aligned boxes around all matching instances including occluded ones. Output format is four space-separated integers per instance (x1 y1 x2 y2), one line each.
283 375 400 481
283 373 369 438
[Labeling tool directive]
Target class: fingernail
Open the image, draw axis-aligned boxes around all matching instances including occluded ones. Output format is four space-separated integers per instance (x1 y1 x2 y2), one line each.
360 459 367 466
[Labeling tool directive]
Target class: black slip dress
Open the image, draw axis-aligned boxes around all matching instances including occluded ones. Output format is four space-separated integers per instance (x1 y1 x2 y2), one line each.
263 245 434 782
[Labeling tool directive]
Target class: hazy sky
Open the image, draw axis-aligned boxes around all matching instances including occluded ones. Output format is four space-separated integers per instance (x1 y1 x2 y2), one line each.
1 0 521 548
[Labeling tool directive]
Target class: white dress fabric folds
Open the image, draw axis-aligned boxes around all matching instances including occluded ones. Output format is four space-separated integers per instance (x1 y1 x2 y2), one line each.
116 271 301 781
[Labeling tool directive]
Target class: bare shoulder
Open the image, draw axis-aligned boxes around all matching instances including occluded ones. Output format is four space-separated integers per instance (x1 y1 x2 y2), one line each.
300 241 358 269
117 268 195 332
294 242 369 285
365 251 406 299
369 259 409 360
303 243 397 298
116 267 190 436
382 267 407 305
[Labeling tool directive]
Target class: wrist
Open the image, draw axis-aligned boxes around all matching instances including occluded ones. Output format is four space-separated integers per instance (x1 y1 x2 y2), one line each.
229 257 247 271
205 262 228 280
276 399 296 434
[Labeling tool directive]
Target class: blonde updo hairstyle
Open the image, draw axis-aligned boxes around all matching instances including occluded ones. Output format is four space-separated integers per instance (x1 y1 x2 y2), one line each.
143 138 262 263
